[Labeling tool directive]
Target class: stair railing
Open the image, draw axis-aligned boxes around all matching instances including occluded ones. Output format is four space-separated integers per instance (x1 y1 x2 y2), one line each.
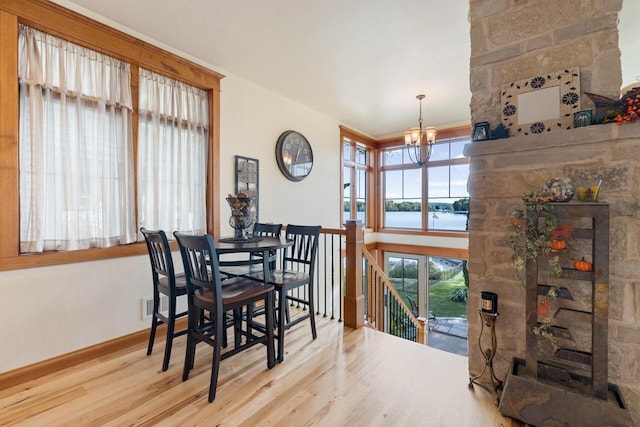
362 246 427 344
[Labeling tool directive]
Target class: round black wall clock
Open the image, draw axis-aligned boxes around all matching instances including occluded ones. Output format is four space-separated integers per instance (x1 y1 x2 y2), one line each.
275 130 313 182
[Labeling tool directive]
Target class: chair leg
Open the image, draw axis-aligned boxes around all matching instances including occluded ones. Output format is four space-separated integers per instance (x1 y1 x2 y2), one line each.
182 332 196 381
233 308 243 349
265 292 276 369
222 316 228 349
182 307 198 381
308 284 317 339
276 288 287 363
246 304 254 340
208 319 224 402
147 292 160 356
162 297 177 371
215 310 228 349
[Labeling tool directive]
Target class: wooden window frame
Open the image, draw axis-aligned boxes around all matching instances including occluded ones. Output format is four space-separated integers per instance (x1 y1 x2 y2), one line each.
0 0 223 271
377 126 471 237
339 126 377 229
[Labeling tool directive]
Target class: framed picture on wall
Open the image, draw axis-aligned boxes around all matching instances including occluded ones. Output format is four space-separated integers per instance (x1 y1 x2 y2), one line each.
500 68 580 135
235 155 259 222
472 121 491 141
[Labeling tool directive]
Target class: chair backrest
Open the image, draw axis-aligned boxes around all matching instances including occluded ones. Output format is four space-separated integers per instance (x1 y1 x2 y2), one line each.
173 232 224 313
141 227 177 292
253 222 282 238
283 225 321 276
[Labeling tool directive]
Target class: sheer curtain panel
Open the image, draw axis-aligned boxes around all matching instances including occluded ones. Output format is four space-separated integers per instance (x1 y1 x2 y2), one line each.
137 69 208 236
18 25 135 253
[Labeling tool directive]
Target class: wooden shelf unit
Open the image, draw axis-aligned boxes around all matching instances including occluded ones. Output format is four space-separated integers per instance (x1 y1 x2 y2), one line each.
524 202 609 399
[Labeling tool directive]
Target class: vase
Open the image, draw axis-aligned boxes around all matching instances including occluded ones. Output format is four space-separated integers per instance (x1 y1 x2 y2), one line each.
226 196 255 240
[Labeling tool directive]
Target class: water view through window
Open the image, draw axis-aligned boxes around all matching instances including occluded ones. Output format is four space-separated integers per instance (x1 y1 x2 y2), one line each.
349 210 467 230
385 211 467 230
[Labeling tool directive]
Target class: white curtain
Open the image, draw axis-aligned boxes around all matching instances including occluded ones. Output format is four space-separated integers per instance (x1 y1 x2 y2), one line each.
137 69 208 236
18 25 136 253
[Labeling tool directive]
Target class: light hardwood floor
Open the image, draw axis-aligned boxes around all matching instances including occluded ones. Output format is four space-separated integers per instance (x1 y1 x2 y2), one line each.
0 316 517 426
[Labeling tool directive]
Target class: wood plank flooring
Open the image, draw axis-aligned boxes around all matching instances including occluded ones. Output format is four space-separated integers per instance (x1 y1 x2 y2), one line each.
0 315 517 426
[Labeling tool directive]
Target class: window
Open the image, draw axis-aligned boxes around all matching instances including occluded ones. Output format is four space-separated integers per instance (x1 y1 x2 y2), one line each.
341 127 375 227
384 252 468 348
385 254 424 314
427 139 470 231
381 137 470 232
17 27 209 254
0 3 222 269
137 69 208 236
18 25 136 252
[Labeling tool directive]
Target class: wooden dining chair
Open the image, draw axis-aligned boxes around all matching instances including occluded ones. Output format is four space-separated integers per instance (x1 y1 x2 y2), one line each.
218 222 283 277
252 222 283 266
141 227 188 371
246 224 321 362
174 232 276 403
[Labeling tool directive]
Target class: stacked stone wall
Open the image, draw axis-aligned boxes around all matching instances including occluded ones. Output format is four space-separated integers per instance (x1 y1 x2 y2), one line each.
464 123 640 423
469 0 622 128
466 0 639 421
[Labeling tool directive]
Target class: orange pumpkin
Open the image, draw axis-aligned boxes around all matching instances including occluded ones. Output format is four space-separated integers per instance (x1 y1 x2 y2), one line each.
550 240 567 250
573 258 593 271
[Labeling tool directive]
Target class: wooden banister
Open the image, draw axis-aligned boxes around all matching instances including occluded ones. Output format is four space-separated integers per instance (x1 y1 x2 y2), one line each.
343 220 364 329
343 220 426 343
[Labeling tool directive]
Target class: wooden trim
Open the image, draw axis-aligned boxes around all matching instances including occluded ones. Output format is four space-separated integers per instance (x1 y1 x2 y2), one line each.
339 126 378 230
339 125 377 147
1 0 224 87
0 10 19 259
376 124 472 148
0 241 184 271
377 228 468 239
207 87 221 238
320 226 347 235
0 243 145 271
373 241 468 259
0 317 188 391
344 221 365 329
0 0 223 270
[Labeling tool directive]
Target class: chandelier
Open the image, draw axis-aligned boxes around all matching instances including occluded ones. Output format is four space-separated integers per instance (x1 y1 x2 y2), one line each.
403 94 437 167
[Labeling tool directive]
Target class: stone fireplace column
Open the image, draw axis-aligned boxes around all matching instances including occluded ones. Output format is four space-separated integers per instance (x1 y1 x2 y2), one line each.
466 1 639 424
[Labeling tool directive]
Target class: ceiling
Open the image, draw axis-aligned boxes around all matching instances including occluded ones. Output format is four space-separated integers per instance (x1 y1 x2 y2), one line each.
54 0 638 139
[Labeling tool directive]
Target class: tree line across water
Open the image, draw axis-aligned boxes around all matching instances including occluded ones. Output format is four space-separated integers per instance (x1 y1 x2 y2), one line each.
344 197 469 213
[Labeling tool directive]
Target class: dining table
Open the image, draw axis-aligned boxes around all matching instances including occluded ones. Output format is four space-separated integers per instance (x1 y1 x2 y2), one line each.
215 235 292 357
215 235 292 280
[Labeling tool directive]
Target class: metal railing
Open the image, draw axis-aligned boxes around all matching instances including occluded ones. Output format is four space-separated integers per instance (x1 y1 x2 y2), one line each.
285 227 345 322
287 222 426 344
315 228 345 321
362 246 427 344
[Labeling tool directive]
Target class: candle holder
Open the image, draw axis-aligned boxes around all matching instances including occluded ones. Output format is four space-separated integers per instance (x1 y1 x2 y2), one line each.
480 291 498 315
225 195 255 241
469 295 502 405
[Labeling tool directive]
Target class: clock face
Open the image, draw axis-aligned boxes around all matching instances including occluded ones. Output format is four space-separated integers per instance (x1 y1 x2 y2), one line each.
275 130 313 181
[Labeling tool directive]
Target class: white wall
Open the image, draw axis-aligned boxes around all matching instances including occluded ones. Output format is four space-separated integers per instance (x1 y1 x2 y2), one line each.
0 72 343 374
219 74 343 234
0 255 150 373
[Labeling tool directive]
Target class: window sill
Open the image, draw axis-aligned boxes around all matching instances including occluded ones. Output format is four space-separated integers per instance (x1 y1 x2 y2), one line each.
377 228 468 238
0 241 160 271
